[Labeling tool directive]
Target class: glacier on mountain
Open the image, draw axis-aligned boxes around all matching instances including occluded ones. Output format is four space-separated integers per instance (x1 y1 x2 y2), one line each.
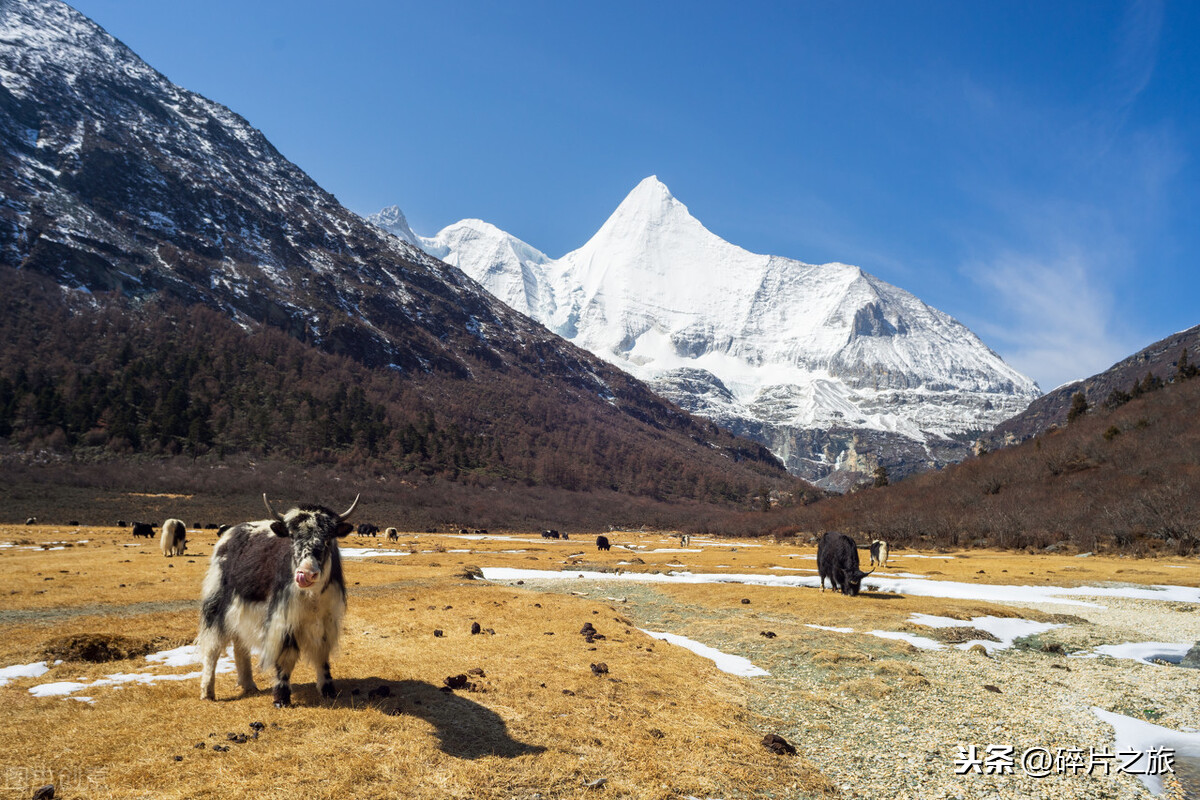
369 177 1040 486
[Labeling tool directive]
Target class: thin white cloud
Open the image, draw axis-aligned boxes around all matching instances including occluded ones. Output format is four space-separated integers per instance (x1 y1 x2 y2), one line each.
964 248 1136 390
1114 0 1164 112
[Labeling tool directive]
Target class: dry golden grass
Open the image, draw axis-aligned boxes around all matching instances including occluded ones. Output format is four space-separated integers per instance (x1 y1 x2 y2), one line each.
2 524 1195 798
0 525 841 800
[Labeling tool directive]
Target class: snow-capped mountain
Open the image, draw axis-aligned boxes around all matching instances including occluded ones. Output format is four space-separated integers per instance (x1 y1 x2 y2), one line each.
371 177 1040 486
0 0 796 497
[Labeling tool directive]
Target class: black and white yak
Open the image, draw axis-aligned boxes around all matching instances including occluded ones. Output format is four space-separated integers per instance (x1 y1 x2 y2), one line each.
869 539 890 569
197 494 358 707
160 518 187 557
817 531 873 596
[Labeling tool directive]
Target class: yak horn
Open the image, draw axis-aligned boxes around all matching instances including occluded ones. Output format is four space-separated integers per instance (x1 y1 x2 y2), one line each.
263 493 284 522
338 494 361 522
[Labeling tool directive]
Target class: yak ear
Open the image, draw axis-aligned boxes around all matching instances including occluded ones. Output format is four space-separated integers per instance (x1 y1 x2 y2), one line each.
270 520 289 538
334 521 354 538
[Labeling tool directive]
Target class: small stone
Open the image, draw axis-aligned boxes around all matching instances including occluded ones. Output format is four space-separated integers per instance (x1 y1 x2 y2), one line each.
590 662 609 675
32 786 55 800
983 685 1002 693
762 733 797 756
249 721 265 731
173 755 183 762
741 598 751 604
760 630 777 638
444 674 469 690
433 629 444 638
584 778 607 789
562 689 575 696
471 622 481 635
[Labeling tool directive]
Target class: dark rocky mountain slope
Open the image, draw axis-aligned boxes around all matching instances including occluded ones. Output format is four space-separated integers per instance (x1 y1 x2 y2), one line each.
0 0 803 512
986 325 1200 446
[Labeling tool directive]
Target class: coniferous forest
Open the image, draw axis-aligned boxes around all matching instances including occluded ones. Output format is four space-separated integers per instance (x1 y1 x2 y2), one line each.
0 267 817 530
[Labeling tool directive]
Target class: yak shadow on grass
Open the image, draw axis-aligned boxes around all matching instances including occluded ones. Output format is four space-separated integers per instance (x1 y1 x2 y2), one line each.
312 677 546 759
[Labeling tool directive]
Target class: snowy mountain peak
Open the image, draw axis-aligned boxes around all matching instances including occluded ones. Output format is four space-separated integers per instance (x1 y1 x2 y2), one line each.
365 205 419 247
370 179 1040 486
580 176 736 263
418 220 551 318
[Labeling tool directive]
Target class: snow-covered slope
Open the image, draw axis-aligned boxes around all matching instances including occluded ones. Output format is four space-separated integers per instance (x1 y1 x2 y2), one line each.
374 177 1041 485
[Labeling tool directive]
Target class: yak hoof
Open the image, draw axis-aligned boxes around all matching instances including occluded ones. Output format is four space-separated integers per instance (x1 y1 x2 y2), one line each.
272 685 291 707
320 683 337 699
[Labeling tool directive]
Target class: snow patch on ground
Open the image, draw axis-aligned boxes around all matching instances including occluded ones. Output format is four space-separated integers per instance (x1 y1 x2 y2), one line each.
0 660 50 685
639 629 769 677
341 548 414 559
866 630 946 650
908 613 1064 653
26 645 235 701
476 567 1200 608
1093 707 1200 795
1085 642 1194 666
807 615 1062 653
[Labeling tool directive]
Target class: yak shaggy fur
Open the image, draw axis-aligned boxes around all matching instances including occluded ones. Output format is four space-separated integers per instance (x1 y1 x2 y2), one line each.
160 518 187 557
197 496 357 706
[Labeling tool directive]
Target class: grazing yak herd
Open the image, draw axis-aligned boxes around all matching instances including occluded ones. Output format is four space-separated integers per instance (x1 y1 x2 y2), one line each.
37 502 888 706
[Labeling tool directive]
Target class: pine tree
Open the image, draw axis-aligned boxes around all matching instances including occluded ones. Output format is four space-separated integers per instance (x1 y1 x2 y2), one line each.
1067 391 1089 424
1177 348 1197 381
873 465 889 488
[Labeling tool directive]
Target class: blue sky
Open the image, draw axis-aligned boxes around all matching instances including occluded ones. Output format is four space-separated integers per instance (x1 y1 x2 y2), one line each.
69 1 1199 391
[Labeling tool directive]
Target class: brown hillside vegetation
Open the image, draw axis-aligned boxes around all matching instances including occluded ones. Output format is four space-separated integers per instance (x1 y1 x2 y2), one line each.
0 267 814 525
989 325 1200 445
781 371 1200 555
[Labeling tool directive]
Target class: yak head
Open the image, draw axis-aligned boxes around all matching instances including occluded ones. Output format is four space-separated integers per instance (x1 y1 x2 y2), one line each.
263 494 358 590
841 566 874 596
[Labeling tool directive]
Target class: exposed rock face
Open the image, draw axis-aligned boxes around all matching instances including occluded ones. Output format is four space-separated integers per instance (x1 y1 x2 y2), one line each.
372 177 1040 486
1182 641 1200 670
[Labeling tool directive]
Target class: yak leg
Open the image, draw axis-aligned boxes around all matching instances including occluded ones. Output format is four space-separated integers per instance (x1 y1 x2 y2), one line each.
318 659 336 700
272 645 300 708
197 628 227 701
233 639 257 694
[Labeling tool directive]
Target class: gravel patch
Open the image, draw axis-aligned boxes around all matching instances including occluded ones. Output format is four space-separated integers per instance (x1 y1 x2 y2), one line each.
501 578 1197 799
